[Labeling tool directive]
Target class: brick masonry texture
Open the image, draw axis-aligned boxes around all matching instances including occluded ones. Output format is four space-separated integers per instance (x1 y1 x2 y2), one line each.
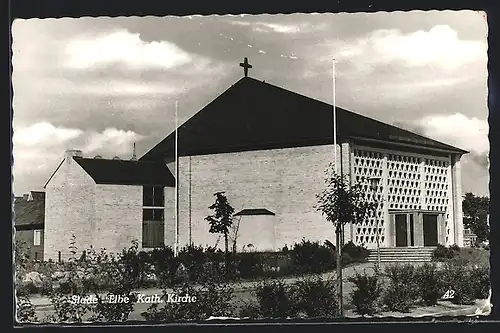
168 144 342 251
44 153 176 260
44 155 96 261
43 142 464 258
93 184 143 254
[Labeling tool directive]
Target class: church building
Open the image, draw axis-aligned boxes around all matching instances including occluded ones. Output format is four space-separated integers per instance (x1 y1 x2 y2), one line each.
42 60 467 261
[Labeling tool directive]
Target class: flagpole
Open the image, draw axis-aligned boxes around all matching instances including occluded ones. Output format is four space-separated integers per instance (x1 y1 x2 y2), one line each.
174 100 180 257
333 58 338 173
333 57 344 317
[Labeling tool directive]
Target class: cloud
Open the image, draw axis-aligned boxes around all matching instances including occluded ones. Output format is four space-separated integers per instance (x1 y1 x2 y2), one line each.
82 128 145 155
64 29 195 70
13 122 146 179
415 113 488 154
230 20 324 34
322 25 486 71
51 78 182 97
13 122 83 147
395 113 488 156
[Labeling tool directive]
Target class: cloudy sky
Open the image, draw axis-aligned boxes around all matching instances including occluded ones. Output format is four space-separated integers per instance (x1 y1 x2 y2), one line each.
12 11 489 196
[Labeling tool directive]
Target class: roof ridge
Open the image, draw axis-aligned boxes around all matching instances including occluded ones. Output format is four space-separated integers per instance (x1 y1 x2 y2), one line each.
244 77 466 152
139 76 468 161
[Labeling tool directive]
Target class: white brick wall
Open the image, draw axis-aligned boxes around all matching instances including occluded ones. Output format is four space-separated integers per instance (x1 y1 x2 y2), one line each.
93 184 143 254
45 153 175 259
44 154 96 261
169 144 341 251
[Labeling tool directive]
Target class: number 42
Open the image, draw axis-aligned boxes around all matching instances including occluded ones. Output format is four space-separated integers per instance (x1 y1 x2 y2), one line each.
442 289 455 300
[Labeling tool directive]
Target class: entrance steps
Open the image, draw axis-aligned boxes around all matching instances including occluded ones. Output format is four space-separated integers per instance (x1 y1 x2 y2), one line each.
367 247 435 263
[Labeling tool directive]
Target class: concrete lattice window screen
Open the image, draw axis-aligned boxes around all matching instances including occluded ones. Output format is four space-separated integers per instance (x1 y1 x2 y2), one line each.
423 158 451 244
386 153 423 212
353 149 385 247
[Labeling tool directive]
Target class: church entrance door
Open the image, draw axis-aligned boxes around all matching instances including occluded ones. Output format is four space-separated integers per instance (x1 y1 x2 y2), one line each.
423 214 439 246
395 214 408 247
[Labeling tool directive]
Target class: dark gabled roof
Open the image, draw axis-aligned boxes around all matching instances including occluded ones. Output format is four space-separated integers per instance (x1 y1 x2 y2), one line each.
30 191 45 201
234 208 275 216
140 77 468 161
73 157 175 186
14 193 45 227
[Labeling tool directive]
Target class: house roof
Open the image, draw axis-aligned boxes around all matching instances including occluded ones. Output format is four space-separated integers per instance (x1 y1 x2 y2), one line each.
14 192 45 227
73 157 175 186
140 76 468 161
234 208 276 216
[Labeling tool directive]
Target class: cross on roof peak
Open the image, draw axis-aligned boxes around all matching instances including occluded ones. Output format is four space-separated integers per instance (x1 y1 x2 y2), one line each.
239 57 253 77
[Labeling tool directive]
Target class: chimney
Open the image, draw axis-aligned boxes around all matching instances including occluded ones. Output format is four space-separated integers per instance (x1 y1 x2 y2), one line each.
65 149 83 163
131 142 137 161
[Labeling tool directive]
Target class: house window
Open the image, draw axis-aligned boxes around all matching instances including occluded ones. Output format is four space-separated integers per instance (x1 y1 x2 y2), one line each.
142 186 165 248
33 230 41 246
143 186 164 207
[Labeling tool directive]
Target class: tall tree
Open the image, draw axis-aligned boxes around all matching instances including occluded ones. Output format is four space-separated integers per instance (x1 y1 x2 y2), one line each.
205 192 235 258
316 170 378 316
462 192 490 244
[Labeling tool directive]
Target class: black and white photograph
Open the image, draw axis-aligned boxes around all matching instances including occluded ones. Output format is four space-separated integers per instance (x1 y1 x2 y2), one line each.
12 10 491 323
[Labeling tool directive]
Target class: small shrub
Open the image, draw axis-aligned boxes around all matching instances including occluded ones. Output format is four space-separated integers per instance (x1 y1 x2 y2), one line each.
382 264 418 312
238 300 262 318
453 248 490 268
16 281 39 297
47 241 139 322
141 275 235 321
342 241 370 264
289 275 338 318
15 296 38 323
149 246 179 287
432 244 457 261
470 266 490 300
290 239 336 274
442 261 477 305
254 279 293 318
237 252 264 279
414 263 444 306
178 245 207 283
347 270 383 315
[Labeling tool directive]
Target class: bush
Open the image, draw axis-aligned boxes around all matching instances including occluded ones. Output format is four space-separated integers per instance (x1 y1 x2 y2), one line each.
342 241 370 264
432 244 457 261
47 242 140 322
290 239 336 274
470 266 490 300
341 252 353 266
149 246 179 287
453 248 490 268
289 275 338 318
178 245 207 283
347 270 383 315
414 263 445 306
254 279 294 318
15 296 38 323
382 264 418 312
237 252 264 279
141 275 235 321
238 300 263 318
441 261 476 305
